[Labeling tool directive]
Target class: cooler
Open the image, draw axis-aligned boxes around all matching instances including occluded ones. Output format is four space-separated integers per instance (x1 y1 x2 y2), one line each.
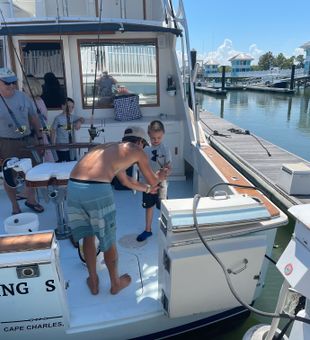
277 162 310 195
158 194 271 318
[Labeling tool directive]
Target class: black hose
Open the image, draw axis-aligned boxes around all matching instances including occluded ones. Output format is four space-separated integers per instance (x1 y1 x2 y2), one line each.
192 194 310 325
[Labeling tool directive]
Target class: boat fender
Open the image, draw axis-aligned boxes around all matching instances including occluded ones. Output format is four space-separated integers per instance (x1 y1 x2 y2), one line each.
242 324 288 340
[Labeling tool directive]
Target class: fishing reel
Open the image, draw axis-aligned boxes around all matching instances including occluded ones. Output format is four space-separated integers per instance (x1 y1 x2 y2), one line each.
15 126 27 134
2 157 32 188
88 125 104 141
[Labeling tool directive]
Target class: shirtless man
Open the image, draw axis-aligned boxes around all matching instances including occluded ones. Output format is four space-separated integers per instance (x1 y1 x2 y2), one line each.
67 126 168 295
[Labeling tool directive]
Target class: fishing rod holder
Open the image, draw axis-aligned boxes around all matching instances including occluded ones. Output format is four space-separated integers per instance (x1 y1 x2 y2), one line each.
47 185 71 239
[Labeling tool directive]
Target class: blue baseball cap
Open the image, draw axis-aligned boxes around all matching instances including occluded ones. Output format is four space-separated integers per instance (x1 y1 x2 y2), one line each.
0 68 17 83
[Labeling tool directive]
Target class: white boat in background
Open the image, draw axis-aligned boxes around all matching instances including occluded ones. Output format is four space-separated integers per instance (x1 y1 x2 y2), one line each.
0 1 288 339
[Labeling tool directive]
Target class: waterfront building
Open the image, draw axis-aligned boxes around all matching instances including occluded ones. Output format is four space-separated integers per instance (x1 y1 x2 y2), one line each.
229 53 254 76
300 41 310 75
204 59 220 76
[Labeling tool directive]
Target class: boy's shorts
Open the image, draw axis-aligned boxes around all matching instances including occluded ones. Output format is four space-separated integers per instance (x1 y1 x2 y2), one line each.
142 180 168 210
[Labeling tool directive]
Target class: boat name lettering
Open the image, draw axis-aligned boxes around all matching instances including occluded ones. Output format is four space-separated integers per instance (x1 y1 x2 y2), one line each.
0 280 56 296
3 322 64 332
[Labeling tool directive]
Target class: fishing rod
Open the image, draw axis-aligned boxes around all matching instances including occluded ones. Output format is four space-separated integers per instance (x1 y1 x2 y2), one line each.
0 92 26 134
89 0 104 141
65 99 73 144
0 9 58 160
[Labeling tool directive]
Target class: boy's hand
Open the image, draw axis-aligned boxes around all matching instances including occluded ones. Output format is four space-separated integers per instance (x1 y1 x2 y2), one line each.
157 168 168 181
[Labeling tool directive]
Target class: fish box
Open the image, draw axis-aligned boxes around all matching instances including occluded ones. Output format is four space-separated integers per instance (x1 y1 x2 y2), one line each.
277 162 310 195
158 231 267 318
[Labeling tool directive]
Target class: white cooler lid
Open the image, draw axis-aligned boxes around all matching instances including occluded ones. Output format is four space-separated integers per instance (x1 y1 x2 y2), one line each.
282 162 310 175
161 194 271 229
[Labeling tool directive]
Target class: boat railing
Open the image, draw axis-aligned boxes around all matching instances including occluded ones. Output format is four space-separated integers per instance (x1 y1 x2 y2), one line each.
0 0 178 27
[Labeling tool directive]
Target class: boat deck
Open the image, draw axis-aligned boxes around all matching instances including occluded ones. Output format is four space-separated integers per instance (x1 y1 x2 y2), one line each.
200 111 310 211
0 178 193 335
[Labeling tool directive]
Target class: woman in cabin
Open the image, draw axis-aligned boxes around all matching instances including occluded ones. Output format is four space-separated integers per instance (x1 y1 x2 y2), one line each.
41 72 65 108
23 75 55 162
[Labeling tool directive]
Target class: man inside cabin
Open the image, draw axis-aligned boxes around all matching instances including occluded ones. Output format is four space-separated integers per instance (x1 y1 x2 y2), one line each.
96 71 117 105
0 67 44 214
67 126 169 295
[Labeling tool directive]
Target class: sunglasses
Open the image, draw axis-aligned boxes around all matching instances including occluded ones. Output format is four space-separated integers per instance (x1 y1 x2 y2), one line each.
1 80 16 86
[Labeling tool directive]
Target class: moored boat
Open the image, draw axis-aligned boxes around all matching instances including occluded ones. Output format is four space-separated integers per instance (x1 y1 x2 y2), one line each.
0 1 288 339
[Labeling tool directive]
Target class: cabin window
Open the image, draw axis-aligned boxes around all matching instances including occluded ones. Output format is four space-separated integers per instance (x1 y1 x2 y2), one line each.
78 39 158 108
19 41 66 109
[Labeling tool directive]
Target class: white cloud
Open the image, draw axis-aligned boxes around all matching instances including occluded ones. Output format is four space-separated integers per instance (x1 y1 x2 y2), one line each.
177 38 304 66
294 47 304 56
201 39 264 65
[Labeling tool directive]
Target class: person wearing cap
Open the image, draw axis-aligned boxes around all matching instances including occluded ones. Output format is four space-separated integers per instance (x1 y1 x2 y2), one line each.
66 126 169 295
0 67 44 214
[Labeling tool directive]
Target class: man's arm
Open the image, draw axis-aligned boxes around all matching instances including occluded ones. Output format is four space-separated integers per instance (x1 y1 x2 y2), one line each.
136 149 168 186
116 170 155 193
28 113 43 142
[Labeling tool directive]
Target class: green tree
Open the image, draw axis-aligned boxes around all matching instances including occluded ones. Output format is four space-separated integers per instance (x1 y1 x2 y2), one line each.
258 52 275 70
295 55 305 68
274 53 287 68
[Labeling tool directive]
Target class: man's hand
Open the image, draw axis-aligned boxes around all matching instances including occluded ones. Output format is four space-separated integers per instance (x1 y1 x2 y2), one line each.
149 184 160 194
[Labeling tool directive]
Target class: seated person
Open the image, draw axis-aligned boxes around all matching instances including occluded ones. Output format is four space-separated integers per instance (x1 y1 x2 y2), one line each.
96 71 117 105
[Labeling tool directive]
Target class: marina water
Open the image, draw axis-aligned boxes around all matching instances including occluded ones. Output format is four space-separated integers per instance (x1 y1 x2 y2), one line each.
178 88 310 339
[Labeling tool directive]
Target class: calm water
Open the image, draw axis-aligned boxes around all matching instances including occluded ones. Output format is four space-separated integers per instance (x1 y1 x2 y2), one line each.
197 87 310 162
179 88 310 339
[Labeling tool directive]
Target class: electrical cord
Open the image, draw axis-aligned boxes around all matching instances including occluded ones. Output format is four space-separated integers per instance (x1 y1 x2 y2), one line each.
200 119 272 157
192 193 310 325
227 128 272 157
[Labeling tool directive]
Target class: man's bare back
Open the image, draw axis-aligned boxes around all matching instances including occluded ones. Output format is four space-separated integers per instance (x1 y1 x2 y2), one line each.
70 142 164 189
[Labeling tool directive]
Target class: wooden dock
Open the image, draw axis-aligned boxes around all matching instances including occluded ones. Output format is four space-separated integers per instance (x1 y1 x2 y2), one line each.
200 111 310 211
246 85 295 94
195 86 227 95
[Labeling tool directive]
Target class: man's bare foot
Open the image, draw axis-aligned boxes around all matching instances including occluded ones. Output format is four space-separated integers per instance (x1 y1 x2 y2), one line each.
86 276 99 295
110 274 131 295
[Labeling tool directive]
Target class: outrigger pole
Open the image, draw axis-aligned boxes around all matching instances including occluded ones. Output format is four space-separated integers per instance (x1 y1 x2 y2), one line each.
88 0 104 141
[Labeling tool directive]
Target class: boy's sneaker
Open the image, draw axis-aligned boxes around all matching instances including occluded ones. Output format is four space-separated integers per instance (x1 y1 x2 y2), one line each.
136 231 152 242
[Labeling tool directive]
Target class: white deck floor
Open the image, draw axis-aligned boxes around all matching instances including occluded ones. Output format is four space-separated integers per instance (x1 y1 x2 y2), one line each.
0 178 193 331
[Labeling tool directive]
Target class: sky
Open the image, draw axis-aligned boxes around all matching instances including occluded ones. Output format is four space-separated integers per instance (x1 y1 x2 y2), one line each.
181 0 310 65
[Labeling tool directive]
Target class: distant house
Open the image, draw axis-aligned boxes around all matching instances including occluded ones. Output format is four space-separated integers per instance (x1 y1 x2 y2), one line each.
229 53 254 76
300 41 310 75
204 59 220 76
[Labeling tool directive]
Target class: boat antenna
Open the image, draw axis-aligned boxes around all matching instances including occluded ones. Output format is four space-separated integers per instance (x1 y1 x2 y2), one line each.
88 0 104 142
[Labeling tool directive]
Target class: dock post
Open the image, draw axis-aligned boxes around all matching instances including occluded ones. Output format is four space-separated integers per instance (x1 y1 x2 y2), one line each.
221 65 226 91
290 64 296 90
